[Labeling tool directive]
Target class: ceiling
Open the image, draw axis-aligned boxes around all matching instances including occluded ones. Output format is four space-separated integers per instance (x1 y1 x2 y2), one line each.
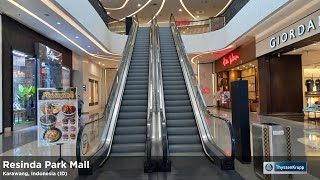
101 0 230 24
285 40 320 55
0 0 121 68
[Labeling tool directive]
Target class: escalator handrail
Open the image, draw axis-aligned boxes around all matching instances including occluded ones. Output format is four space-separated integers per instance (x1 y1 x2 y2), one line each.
145 20 154 166
153 19 170 165
76 15 139 168
169 13 235 160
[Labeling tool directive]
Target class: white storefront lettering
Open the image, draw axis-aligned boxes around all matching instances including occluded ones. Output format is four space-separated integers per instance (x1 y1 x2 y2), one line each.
269 16 320 48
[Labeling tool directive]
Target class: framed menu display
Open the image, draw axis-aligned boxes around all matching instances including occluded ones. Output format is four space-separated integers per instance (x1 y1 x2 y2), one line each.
37 88 78 146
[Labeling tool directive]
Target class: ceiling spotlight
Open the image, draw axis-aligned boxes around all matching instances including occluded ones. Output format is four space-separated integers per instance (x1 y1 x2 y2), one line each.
87 45 90 48
249 64 252 66
75 36 79 39
102 64 105 66
107 12 110 15
313 43 317 46
138 4 141 7
196 15 199 18
179 9 182 12
57 22 61 24
99 62 101 64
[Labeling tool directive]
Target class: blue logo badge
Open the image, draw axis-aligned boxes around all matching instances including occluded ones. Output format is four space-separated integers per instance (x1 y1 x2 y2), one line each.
265 163 273 171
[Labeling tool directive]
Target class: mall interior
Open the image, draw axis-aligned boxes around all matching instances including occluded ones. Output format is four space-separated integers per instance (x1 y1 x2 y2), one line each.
1 0 320 179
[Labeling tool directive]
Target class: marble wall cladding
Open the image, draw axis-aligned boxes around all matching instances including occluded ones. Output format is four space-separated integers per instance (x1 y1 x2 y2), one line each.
199 63 214 106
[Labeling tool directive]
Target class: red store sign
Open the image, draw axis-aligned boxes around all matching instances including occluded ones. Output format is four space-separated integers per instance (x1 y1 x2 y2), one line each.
222 53 240 67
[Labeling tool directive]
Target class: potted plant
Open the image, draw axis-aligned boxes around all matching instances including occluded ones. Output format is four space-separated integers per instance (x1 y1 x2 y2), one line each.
16 85 36 120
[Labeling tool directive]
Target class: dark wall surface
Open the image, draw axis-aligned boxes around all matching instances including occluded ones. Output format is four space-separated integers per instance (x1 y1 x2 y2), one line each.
258 55 303 115
2 15 72 130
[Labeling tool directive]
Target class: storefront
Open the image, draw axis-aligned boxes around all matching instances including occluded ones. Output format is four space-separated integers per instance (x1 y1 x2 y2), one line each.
2 15 72 132
256 6 320 120
215 40 259 112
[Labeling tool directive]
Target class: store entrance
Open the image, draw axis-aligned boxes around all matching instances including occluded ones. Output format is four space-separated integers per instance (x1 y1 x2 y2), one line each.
217 60 259 112
284 40 320 122
12 50 37 130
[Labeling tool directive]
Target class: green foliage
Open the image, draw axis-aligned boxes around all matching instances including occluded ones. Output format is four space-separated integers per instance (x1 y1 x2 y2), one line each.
17 84 36 106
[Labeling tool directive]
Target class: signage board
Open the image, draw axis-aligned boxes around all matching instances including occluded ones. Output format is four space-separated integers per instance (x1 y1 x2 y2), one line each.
37 87 78 146
256 10 320 57
222 53 240 67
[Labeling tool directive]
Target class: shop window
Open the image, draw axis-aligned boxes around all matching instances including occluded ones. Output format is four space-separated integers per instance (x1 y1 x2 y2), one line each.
12 50 36 127
89 79 99 106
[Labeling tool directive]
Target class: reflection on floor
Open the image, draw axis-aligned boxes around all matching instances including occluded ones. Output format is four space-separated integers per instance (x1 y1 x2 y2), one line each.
2 106 320 179
209 107 320 180
0 108 104 155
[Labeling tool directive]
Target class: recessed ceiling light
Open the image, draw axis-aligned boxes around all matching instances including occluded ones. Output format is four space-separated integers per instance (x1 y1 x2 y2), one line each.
75 36 79 39
57 22 61 24
179 9 182 12
138 4 141 7
102 64 105 66
243 66 245 68
249 64 252 66
107 12 110 15
196 15 199 18
313 43 317 46
99 62 101 64
87 45 90 48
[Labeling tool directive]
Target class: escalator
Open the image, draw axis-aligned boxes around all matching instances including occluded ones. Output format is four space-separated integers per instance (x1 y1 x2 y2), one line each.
156 15 243 178
159 27 203 156
110 27 149 156
76 17 154 176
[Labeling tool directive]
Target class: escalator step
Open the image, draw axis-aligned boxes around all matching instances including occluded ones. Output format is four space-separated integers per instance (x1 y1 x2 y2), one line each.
121 100 147 106
167 127 198 135
168 135 201 144
165 100 191 106
111 143 145 153
167 119 197 127
164 89 188 95
113 134 146 144
119 106 147 112
165 106 193 113
117 119 146 126
164 95 189 100
166 112 194 120
122 94 148 100
115 126 147 135
169 144 203 153
118 112 147 119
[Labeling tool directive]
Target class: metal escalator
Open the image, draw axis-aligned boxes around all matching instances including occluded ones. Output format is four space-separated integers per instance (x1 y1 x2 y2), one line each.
155 14 237 172
110 27 149 156
76 17 154 175
159 27 203 156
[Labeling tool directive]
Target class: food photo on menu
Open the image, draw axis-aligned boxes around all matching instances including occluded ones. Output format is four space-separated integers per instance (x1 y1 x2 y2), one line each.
37 88 78 146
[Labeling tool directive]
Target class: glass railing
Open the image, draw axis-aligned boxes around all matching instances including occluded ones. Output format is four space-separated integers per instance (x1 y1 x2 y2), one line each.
76 16 139 174
176 0 249 34
170 14 235 169
88 0 128 34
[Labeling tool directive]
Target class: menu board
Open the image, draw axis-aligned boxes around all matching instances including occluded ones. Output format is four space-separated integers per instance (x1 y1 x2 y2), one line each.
37 88 78 146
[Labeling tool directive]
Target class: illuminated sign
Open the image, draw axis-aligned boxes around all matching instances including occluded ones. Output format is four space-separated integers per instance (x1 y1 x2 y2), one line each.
222 53 240 67
202 87 210 94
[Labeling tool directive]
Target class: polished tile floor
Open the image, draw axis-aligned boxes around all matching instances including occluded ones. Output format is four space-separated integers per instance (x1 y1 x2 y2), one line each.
209 107 320 180
1 107 320 179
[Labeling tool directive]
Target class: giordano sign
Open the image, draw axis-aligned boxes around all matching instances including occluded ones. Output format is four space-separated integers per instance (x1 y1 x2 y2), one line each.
256 10 320 57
